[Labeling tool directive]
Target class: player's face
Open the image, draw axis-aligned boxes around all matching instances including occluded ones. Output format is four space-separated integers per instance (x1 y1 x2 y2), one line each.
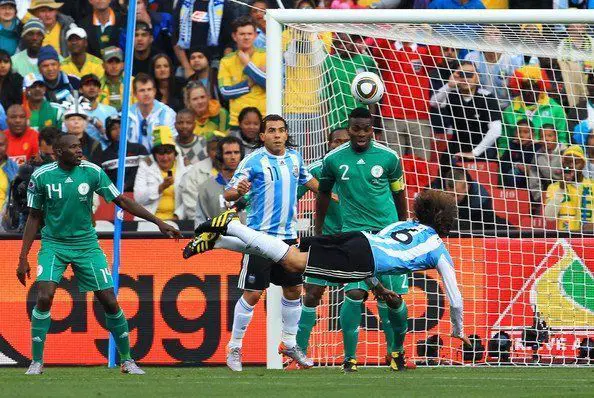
57 136 83 166
188 87 209 116
348 117 373 152
134 81 156 105
239 111 261 141
222 142 242 171
39 59 60 81
233 25 256 51
329 129 349 150
104 58 124 77
260 120 288 155
175 113 195 139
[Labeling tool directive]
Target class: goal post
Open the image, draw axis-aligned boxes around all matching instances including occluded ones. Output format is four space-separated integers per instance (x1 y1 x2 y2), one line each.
265 9 594 369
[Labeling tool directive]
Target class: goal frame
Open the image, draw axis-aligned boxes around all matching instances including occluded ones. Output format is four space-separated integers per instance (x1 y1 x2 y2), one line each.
264 8 594 370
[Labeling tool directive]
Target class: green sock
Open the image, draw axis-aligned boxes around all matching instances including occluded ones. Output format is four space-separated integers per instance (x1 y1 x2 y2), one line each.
388 301 408 353
31 307 51 362
340 296 363 360
105 309 132 362
296 305 317 352
377 302 394 355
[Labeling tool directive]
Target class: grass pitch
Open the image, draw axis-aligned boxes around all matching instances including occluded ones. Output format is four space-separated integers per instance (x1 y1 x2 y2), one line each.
1 366 593 397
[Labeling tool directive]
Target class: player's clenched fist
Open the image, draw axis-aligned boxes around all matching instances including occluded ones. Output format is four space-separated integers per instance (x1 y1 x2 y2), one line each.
237 179 252 196
17 257 31 286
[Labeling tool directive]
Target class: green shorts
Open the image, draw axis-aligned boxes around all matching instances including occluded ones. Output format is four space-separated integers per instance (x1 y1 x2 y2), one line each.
344 274 409 295
304 276 341 287
37 243 113 292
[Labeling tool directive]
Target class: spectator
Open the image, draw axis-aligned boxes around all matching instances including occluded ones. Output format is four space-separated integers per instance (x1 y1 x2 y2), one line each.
0 49 23 109
22 72 61 130
544 145 594 232
1 125 57 231
173 0 235 73
429 47 458 135
0 0 22 56
60 26 105 79
428 0 486 8
371 38 442 160
194 135 244 225
250 0 267 49
59 1 92 22
132 21 158 77
128 72 177 152
133 125 188 220
583 131 594 179
557 23 594 108
185 47 217 96
185 81 229 138
150 53 184 112
37 45 80 104
464 26 524 109
180 135 220 222
231 106 261 155
442 168 505 233
499 118 540 189
11 17 45 76
28 0 75 56
0 130 18 217
527 123 566 205
175 108 208 166
127 0 174 60
99 46 127 111
3 104 38 165
98 115 148 191
323 33 378 130
218 16 266 130
79 0 124 58
429 61 501 172
63 104 102 163
79 73 117 149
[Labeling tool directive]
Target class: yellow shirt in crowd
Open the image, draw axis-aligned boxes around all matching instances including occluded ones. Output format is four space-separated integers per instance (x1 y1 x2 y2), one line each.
44 22 62 55
61 53 105 79
155 166 176 220
546 179 594 231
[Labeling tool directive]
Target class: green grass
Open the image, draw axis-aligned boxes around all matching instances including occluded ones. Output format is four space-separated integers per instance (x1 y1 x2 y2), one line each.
1 366 593 397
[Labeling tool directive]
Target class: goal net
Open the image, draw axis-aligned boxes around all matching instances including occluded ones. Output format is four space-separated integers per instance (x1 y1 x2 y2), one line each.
267 9 594 367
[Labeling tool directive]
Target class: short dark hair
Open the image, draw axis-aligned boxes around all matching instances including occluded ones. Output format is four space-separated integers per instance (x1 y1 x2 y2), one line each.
38 127 60 146
133 73 156 91
238 107 262 124
443 168 467 190
176 108 195 119
414 189 458 237
349 107 371 120
231 16 257 33
257 114 296 148
328 127 347 142
217 136 245 162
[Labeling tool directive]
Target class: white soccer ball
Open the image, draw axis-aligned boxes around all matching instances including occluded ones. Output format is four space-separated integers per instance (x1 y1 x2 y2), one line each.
350 71 385 105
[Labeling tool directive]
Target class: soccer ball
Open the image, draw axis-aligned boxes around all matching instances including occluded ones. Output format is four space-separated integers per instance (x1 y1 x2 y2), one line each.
351 72 384 105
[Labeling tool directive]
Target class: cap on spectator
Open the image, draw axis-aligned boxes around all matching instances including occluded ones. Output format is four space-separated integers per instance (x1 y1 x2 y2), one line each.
563 145 586 162
0 0 17 7
37 45 59 65
66 26 87 40
21 18 46 37
105 115 122 139
188 46 211 63
64 106 89 120
23 73 45 89
508 65 552 94
102 46 124 62
135 21 151 34
28 0 63 11
152 125 176 151
80 74 101 86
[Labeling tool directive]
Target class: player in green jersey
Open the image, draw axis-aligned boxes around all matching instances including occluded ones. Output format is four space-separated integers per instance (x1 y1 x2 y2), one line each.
317 107 410 372
295 128 350 356
17 134 182 375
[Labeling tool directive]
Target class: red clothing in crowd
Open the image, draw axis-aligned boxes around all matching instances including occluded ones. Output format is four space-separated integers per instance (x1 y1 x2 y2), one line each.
371 40 443 120
4 127 39 166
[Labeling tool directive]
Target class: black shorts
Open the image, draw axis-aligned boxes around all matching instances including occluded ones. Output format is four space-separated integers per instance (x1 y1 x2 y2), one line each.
238 239 303 291
300 232 375 283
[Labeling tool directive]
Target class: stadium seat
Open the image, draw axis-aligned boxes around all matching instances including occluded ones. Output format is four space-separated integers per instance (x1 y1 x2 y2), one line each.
136 220 179 231
94 220 115 232
401 154 439 193
461 161 500 188
491 187 532 226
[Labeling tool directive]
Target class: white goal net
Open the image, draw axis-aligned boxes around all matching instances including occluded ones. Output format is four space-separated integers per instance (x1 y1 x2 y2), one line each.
268 9 594 367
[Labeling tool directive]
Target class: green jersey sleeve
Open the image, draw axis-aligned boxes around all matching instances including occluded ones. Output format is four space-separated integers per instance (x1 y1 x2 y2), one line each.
387 152 405 192
27 174 43 209
95 169 121 203
318 157 336 193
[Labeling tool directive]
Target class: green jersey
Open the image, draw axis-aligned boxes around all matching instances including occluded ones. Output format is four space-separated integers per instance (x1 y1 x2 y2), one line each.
298 160 342 235
27 160 120 248
323 53 378 130
319 141 405 232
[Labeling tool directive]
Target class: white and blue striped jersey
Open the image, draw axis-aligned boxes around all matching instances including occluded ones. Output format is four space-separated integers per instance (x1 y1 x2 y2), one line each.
227 147 313 239
362 220 464 336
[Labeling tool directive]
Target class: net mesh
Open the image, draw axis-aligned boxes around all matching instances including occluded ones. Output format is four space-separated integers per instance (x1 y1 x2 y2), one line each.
284 22 594 366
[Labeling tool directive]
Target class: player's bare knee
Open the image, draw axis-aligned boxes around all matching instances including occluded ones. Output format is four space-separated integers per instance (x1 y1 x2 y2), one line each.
242 290 263 306
95 289 120 314
282 285 302 300
36 292 54 312
303 284 325 307
346 288 367 301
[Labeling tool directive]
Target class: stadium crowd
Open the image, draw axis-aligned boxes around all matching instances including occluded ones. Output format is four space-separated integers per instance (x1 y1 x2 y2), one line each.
1 0 594 234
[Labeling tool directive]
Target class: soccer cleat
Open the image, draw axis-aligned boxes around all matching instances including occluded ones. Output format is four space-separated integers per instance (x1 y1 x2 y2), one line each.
341 358 358 373
227 346 242 371
278 343 313 369
121 360 145 375
389 351 407 372
183 232 219 259
25 361 43 375
194 209 239 235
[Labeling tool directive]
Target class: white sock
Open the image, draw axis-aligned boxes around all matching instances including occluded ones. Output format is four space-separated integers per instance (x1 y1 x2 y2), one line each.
281 296 301 349
228 297 254 349
226 220 290 263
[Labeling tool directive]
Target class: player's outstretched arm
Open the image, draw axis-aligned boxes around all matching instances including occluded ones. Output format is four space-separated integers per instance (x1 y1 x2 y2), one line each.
435 257 471 346
17 209 43 286
113 195 183 239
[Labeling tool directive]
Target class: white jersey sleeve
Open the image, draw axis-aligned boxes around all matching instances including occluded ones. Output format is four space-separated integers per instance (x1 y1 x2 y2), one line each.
436 253 464 337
